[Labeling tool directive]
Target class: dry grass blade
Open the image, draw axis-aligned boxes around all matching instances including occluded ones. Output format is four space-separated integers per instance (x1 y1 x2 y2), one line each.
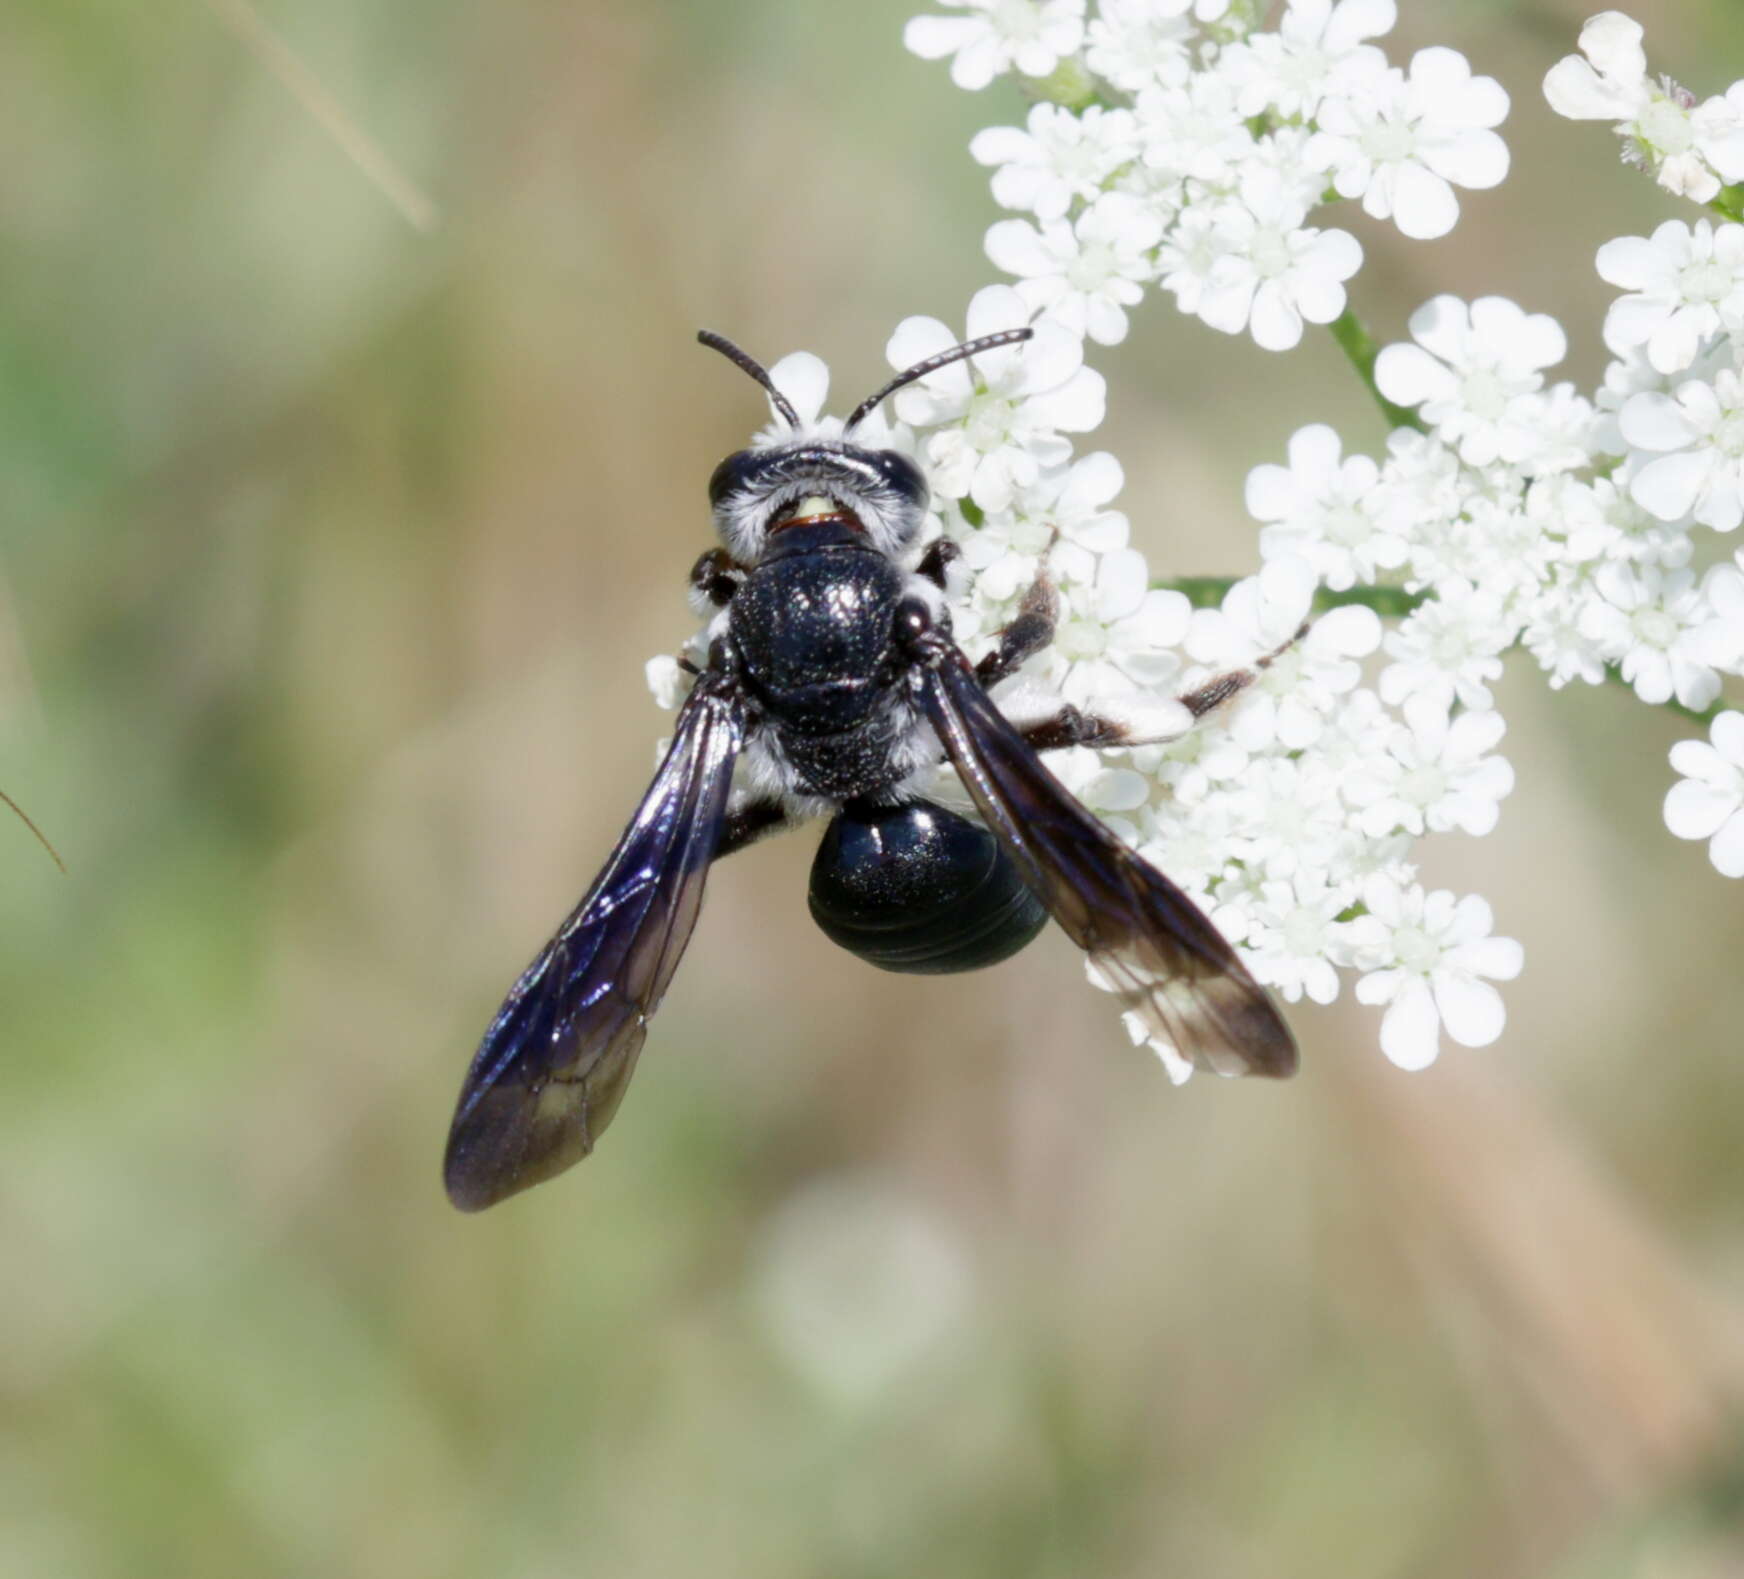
203 0 439 233
0 789 65 873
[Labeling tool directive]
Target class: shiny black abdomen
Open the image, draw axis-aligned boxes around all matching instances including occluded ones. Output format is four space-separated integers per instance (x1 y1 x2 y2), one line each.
729 521 907 798
808 799 1047 973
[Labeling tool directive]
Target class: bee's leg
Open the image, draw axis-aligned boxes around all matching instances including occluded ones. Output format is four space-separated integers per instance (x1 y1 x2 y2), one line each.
1017 670 1259 751
975 575 1059 688
1175 670 1257 720
714 796 793 859
1017 703 1182 752
1175 619 1311 718
1015 619 1313 750
915 537 962 591
689 547 747 611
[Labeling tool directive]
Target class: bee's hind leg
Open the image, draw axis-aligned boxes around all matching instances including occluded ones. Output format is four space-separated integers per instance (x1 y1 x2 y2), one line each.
1011 621 1312 752
1174 618 1311 718
714 796 793 859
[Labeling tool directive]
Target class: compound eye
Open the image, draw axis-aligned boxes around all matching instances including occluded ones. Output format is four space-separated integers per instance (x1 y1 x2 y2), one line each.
873 449 928 508
708 449 763 507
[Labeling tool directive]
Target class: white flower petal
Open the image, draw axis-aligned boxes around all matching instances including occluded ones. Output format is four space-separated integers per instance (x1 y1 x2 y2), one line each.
967 282 1035 347
1433 974 1506 1047
768 352 830 425
1325 0 1395 52
984 218 1054 276
1424 129 1509 191
1631 450 1709 522
886 316 972 396
1580 11 1647 81
1455 935 1523 981
950 35 1006 91
1543 57 1629 120
1711 812 1744 877
1618 392 1695 452
1594 234 1658 289
904 15 983 60
1379 981 1442 1069
1665 778 1738 840
1095 548 1150 619
1375 342 1456 407
1711 711 1744 762
1249 285 1305 350
1312 604 1383 657
1389 162 1459 241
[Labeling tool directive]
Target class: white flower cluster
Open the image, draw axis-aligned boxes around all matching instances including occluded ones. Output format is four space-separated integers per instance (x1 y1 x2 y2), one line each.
649 5 1744 1080
940 0 1512 356
888 0 1532 1071
1538 24 1744 887
1366 290 1744 717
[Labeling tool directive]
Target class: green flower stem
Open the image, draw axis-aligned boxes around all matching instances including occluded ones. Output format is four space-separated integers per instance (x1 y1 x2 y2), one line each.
1022 58 1101 112
1158 575 1243 609
1314 583 1428 619
1711 182 1744 224
1327 307 1429 435
1156 575 1428 618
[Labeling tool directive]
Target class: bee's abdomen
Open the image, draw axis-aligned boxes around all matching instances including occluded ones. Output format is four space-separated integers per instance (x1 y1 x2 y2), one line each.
808 799 1047 973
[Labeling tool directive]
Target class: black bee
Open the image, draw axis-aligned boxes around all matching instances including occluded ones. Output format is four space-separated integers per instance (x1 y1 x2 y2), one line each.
444 328 1296 1210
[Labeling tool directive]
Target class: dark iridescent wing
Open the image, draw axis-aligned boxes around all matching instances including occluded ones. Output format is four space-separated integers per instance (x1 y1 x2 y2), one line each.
444 679 745 1210
918 650 1296 1079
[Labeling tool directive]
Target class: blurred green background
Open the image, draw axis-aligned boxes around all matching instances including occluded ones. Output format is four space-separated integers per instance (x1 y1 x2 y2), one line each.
5 1 1744 1575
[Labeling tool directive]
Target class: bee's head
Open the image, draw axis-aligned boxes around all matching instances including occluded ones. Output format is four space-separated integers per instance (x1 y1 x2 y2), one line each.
706 439 928 563
697 326 1032 565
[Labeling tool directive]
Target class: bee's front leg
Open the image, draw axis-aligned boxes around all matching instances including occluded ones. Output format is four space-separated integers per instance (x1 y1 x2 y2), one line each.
915 537 961 592
689 548 748 612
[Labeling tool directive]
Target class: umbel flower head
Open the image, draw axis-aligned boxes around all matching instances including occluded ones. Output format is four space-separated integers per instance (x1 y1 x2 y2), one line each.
651 2 1744 1082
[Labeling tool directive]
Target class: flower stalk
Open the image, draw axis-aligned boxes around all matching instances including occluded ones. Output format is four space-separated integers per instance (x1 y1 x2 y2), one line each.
1326 308 1429 435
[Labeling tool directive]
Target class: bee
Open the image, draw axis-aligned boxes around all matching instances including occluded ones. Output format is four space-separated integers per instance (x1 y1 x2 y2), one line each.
444 328 1296 1210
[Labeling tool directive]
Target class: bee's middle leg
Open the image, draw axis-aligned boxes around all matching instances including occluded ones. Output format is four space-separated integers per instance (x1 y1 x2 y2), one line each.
975 576 1060 689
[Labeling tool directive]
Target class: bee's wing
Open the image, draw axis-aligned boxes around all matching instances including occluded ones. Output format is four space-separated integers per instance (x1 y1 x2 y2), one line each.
917 649 1296 1079
444 679 745 1211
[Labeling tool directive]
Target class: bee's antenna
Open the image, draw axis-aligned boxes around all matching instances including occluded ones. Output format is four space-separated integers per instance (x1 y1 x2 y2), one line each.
846 326 1034 432
696 330 802 430
0 789 65 873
